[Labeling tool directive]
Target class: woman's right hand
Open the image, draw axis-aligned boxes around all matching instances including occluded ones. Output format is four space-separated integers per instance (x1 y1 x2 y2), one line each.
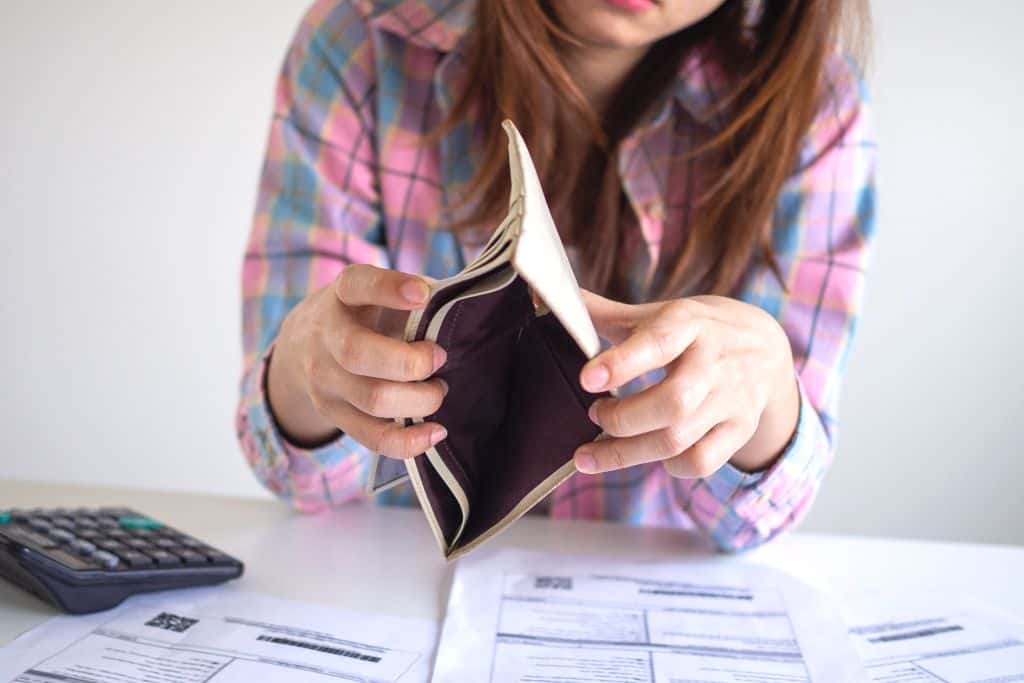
266 264 448 459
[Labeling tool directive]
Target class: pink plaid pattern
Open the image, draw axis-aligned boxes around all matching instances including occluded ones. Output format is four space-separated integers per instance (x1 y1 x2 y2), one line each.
237 0 877 551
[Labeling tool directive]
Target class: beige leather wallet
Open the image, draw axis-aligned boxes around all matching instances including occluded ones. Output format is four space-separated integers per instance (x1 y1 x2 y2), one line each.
366 121 607 559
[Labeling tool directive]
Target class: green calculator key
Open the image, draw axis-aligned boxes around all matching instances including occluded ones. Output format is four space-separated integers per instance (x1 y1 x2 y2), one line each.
118 515 163 530
0 512 10 525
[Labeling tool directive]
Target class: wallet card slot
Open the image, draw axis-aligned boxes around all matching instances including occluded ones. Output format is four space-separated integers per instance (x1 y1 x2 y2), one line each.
405 243 515 343
457 199 521 275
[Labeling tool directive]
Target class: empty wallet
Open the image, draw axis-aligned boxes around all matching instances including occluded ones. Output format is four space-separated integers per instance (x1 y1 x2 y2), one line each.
366 120 608 559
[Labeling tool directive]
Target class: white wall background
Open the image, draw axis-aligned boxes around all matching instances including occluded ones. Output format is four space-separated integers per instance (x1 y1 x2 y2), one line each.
1 1 1021 545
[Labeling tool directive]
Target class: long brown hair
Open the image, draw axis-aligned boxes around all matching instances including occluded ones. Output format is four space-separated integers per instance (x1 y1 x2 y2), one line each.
440 0 869 298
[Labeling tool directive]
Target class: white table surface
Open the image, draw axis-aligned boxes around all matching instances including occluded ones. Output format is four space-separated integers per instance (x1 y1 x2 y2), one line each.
2 478 1023 647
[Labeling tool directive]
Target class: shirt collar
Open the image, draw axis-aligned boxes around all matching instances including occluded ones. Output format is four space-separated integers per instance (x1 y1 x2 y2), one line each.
366 0 472 53
647 45 728 131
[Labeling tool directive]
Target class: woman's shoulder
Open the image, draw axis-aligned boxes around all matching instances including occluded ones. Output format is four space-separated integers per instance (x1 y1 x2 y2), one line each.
821 52 871 123
797 52 875 171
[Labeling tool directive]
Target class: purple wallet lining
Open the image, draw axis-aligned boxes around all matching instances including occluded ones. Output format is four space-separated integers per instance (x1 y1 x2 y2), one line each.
409 266 604 551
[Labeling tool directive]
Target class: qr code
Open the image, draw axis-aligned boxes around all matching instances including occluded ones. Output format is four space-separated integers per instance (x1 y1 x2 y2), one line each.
145 612 199 633
534 576 573 591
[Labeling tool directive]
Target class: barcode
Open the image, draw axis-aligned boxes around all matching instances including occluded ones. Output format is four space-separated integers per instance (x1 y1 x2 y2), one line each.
534 576 573 590
145 612 199 633
256 635 381 663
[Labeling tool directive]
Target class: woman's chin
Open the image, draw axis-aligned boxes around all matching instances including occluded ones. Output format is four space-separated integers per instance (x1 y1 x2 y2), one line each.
551 5 679 51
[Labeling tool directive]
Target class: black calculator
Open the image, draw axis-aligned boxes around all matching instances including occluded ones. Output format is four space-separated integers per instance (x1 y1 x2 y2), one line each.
0 507 244 614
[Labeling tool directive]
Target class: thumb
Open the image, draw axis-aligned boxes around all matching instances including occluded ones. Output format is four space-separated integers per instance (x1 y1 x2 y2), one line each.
580 289 645 344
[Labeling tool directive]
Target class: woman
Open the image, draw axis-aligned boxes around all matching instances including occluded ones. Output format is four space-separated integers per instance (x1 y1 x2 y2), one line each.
237 0 875 552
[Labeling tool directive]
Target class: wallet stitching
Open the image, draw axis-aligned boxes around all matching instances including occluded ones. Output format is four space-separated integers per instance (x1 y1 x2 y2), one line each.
444 300 465 351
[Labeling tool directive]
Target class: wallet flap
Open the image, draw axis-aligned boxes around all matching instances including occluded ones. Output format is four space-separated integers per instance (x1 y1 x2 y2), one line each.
502 120 601 360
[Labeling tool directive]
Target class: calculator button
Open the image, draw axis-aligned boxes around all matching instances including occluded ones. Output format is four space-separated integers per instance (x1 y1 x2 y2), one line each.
126 538 151 550
118 515 164 530
47 548 95 571
46 528 75 543
76 528 102 540
154 538 179 549
10 510 31 523
119 551 154 568
51 517 75 529
106 529 130 539
178 550 208 566
7 527 58 549
92 550 120 569
0 512 11 525
204 551 235 566
147 550 181 567
96 516 119 527
96 539 126 551
28 518 53 532
70 540 97 556
74 517 98 528
179 537 204 548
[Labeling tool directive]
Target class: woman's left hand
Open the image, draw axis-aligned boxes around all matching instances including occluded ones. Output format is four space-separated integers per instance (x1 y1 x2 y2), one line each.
575 292 801 478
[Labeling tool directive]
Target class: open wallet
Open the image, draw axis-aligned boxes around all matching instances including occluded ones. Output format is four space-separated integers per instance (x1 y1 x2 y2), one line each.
365 120 609 560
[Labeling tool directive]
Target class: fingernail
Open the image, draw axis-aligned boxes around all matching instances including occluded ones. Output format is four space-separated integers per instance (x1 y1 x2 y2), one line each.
438 379 449 396
401 280 430 305
581 363 610 392
575 446 597 474
430 425 448 445
432 346 447 372
587 402 601 426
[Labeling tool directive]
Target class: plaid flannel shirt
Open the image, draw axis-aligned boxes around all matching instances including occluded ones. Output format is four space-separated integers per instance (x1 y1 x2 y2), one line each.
237 0 877 551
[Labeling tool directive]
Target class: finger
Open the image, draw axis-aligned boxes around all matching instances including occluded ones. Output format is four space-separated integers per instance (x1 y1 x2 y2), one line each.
341 372 448 419
312 394 447 459
663 419 756 479
580 289 659 345
335 264 432 310
332 322 446 382
580 307 703 392
574 398 725 474
589 344 717 437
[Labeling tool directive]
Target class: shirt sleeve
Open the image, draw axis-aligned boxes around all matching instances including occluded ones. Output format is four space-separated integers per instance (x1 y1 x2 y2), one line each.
672 56 878 552
236 0 385 513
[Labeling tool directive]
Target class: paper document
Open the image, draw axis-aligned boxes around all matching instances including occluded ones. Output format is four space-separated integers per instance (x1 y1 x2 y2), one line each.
847 595 1024 682
432 550 868 682
0 588 438 683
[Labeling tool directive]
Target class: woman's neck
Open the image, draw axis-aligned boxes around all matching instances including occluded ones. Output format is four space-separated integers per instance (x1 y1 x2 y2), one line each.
559 42 650 117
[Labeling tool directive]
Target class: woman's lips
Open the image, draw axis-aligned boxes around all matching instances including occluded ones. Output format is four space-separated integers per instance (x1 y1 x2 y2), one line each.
604 0 657 12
